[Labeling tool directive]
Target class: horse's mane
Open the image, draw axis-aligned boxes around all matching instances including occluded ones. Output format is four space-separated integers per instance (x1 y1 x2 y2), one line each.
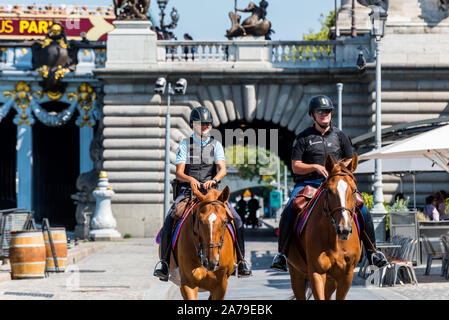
197 188 222 203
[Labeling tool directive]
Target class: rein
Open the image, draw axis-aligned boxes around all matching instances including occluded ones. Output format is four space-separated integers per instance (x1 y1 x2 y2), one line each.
192 200 229 267
323 172 358 235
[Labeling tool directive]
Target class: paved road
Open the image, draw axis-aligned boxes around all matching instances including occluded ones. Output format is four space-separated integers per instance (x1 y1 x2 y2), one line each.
0 234 447 300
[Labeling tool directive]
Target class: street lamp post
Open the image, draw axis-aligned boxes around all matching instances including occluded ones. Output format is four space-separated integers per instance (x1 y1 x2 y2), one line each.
154 78 187 216
156 0 179 40
370 6 388 218
336 83 343 130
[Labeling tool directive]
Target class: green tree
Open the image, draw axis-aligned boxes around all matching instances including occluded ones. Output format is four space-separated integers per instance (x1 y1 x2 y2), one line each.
224 145 287 185
302 10 336 41
285 10 336 62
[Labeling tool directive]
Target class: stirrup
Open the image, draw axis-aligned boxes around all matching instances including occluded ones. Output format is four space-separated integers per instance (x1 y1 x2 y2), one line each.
371 251 388 268
270 253 288 272
153 260 169 281
237 260 252 278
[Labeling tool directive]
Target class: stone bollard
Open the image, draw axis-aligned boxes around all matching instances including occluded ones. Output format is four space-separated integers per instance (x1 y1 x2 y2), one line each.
89 171 122 241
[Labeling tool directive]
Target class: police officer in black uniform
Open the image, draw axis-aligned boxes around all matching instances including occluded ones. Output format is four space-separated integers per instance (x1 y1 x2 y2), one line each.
270 95 387 272
153 106 252 281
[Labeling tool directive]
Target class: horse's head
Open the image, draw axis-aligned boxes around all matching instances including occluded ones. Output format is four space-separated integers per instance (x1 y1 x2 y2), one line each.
192 185 233 271
324 153 359 241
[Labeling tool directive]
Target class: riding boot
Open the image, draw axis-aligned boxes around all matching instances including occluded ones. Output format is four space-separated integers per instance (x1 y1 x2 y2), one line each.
360 205 388 268
235 226 252 277
153 215 175 282
270 207 290 272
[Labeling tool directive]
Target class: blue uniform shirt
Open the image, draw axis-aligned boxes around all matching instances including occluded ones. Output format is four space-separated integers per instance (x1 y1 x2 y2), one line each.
175 134 225 164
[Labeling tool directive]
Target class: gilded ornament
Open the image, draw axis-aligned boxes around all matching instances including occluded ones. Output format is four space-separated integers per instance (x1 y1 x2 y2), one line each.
46 90 63 100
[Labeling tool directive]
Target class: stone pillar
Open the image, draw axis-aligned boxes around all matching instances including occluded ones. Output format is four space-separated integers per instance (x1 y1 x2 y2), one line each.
106 20 157 69
89 171 121 241
233 36 272 68
372 212 387 243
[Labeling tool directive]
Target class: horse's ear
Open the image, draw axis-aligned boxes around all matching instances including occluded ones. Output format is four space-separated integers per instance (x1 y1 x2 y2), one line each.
347 153 358 173
325 154 335 175
192 183 206 201
218 186 231 203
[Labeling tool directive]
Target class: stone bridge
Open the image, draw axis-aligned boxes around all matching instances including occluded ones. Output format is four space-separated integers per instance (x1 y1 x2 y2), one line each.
96 0 449 236
2 0 449 237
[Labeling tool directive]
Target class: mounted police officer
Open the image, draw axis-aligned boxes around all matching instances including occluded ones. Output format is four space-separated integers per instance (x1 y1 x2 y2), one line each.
270 95 388 272
153 106 252 281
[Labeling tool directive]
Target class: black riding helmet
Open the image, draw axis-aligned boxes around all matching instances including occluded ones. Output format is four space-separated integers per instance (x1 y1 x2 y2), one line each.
308 95 334 116
190 106 213 125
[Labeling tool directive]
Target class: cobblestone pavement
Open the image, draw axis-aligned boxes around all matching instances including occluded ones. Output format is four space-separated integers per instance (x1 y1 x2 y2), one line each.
0 234 448 300
147 232 449 300
0 239 158 300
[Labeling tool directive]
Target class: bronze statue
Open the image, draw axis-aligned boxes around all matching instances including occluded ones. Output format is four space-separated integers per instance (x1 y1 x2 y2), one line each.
72 118 104 239
439 0 449 11
31 23 78 94
114 0 150 20
356 0 389 11
226 0 272 39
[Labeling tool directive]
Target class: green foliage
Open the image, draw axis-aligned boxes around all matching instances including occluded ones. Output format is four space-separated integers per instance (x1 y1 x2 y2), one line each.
417 210 430 222
302 10 336 41
385 197 410 213
224 145 288 185
360 192 373 211
124 234 132 239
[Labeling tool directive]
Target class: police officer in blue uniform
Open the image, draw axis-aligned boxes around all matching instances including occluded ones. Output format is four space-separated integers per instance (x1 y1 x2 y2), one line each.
270 95 387 272
153 106 252 281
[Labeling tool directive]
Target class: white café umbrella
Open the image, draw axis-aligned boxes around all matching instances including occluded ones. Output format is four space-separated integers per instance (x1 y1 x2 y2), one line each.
359 124 449 173
355 157 444 209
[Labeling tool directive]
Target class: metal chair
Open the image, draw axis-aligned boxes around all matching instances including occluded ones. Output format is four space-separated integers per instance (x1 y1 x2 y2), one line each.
440 235 449 279
0 209 35 263
382 236 418 286
421 234 445 275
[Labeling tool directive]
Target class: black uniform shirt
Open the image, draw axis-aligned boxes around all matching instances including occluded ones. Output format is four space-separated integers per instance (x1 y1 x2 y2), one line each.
291 125 354 183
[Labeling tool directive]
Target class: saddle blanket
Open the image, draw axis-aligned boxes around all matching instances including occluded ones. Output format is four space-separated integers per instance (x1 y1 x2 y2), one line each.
294 186 360 238
155 202 236 249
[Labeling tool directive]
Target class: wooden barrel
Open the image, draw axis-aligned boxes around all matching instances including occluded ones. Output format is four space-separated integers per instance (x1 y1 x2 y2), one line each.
43 228 67 272
9 230 46 279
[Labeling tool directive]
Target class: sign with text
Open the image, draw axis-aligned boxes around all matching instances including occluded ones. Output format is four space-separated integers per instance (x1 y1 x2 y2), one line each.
270 190 282 208
0 14 115 41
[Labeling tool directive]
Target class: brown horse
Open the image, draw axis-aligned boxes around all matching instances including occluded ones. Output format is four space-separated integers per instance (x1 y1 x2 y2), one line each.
287 154 362 300
171 185 236 300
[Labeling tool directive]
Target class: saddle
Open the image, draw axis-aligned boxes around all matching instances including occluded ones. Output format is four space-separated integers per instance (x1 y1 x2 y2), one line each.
290 186 365 238
171 196 195 220
291 185 318 214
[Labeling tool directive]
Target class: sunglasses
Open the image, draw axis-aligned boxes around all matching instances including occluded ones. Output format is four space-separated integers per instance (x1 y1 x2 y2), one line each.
315 109 332 115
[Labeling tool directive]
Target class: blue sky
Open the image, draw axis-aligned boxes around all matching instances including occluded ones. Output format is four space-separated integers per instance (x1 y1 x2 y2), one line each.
3 0 335 40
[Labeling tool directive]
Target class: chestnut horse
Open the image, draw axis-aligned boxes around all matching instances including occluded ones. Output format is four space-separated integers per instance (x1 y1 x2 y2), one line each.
172 185 236 300
287 154 362 300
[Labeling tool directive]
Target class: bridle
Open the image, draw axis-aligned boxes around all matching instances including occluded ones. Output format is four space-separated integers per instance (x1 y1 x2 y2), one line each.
192 200 229 269
323 171 358 236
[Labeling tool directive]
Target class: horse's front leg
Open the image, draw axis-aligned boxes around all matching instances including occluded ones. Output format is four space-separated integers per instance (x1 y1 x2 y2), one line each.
288 265 307 300
325 277 337 300
335 269 354 300
309 271 327 300
209 277 228 300
180 282 199 300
